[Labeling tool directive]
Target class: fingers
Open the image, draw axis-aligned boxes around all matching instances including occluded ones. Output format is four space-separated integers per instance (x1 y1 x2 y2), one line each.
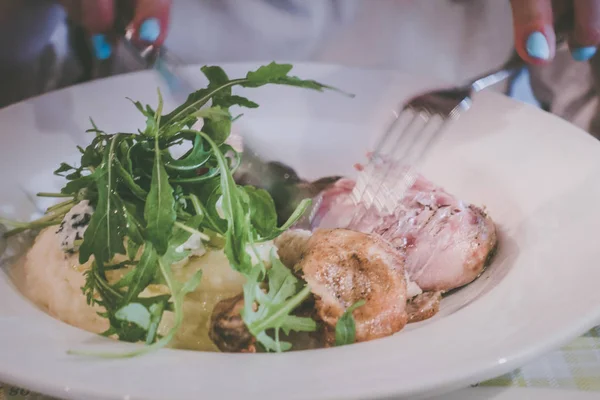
129 0 172 47
81 0 115 33
60 0 170 61
59 0 115 60
570 0 600 61
83 0 115 60
510 0 556 64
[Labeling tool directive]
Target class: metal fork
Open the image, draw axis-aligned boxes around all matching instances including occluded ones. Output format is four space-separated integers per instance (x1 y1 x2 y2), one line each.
115 2 195 104
348 49 530 222
73 2 194 104
121 31 195 104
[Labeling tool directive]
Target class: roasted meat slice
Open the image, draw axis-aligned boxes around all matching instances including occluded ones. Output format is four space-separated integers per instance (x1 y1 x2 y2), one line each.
289 228 408 345
211 229 409 351
313 174 498 293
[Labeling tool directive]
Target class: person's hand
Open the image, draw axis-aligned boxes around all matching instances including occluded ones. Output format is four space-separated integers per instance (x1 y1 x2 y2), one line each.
510 0 600 64
58 0 171 60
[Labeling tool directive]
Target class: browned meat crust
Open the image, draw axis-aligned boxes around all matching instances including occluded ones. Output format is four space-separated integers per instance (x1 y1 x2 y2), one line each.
299 229 408 345
406 291 442 323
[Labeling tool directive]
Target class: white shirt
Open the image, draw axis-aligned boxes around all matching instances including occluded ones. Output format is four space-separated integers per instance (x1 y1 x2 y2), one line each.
164 0 513 83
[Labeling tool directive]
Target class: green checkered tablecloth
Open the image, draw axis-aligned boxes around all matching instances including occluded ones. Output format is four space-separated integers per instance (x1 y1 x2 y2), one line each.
3 327 600 399
481 326 600 391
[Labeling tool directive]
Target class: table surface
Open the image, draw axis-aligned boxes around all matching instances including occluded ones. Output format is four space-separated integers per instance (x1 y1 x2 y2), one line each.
3 325 600 399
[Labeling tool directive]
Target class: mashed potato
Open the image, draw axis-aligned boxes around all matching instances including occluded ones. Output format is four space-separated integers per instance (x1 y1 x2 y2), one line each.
14 227 274 351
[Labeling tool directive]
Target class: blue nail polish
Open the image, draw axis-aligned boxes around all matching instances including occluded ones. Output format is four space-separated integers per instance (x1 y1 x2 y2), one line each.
571 46 597 61
139 18 161 42
526 31 550 60
91 34 111 60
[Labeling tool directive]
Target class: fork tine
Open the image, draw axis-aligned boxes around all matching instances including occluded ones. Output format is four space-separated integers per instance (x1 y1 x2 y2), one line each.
350 111 417 208
369 112 425 212
366 111 432 213
348 110 424 228
383 113 448 205
349 108 450 228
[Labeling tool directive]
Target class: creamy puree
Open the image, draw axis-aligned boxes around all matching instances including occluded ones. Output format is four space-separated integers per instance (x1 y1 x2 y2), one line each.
11 227 275 352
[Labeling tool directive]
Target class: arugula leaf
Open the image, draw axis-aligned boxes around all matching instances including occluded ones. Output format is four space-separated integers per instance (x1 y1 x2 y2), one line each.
113 298 168 346
146 301 166 345
123 201 144 246
195 106 232 144
161 62 350 129
82 261 125 314
111 267 137 290
114 303 151 331
115 159 147 199
79 135 127 265
218 95 259 109
159 221 203 268
244 187 311 241
54 162 78 176
78 134 107 168
164 135 211 173
274 198 312 235
201 66 259 109
122 242 158 304
202 65 230 86
82 264 100 306
245 62 293 82
193 106 232 121
242 251 316 352
128 97 161 138
117 259 202 356
193 131 253 272
144 152 176 254
242 62 352 95
335 299 366 346
60 173 96 197
171 215 203 246
144 91 176 254
104 316 147 343
243 186 278 239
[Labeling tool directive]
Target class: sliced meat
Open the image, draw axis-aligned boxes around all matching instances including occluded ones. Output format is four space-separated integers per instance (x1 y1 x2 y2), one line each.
209 294 256 353
406 291 442 323
298 228 408 345
312 173 498 293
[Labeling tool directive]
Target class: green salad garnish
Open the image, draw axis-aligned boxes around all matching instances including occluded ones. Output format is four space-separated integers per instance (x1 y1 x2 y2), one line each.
2 62 349 356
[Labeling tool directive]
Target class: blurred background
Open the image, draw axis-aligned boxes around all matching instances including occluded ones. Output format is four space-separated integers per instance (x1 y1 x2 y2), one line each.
1 0 598 137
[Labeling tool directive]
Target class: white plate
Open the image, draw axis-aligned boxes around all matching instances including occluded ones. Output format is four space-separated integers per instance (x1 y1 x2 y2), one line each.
1 63 600 400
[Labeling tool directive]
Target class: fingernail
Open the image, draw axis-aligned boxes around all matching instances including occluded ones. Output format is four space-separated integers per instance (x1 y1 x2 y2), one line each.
139 18 161 42
91 34 111 60
571 46 597 61
526 31 550 60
